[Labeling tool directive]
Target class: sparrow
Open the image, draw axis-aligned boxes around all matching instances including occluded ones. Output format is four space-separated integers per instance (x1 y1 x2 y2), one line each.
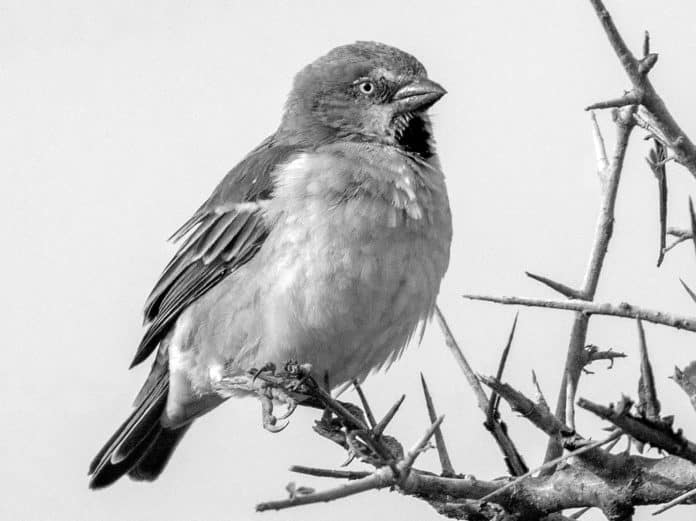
88 41 452 489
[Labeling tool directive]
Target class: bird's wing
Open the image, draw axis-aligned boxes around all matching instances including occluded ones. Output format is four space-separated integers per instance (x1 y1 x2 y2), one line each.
129 136 301 369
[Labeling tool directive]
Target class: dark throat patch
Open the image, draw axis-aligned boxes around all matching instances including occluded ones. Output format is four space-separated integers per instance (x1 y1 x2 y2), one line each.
394 114 433 159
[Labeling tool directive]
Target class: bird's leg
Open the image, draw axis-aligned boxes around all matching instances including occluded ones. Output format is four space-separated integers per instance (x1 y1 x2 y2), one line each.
259 392 288 433
252 360 317 429
281 360 313 392
268 385 298 420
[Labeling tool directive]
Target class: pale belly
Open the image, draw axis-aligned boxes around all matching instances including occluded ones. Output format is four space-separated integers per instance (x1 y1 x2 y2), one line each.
240 194 450 387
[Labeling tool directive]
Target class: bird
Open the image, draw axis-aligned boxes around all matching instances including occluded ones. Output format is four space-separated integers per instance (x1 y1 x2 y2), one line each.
88 41 452 489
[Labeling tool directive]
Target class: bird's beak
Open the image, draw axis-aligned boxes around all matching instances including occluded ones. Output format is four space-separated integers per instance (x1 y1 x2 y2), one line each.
392 78 447 113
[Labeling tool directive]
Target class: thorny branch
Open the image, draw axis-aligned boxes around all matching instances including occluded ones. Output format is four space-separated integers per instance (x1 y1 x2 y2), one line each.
462 294 696 333
586 0 696 177
250 370 696 520
247 1 696 519
551 106 635 463
435 306 528 476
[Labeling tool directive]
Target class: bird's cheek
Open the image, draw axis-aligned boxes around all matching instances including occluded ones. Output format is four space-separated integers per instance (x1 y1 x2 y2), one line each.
361 106 393 138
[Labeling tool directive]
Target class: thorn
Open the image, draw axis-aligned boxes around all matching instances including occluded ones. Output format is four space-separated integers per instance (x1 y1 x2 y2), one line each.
479 430 622 503
647 140 668 267
642 30 650 57
352 379 377 429
585 92 640 112
289 465 370 480
680 279 696 305
251 362 276 385
689 198 696 259
570 506 592 519
526 271 583 299
402 415 446 472
531 370 550 411
435 304 491 413
487 313 519 421
638 53 659 75
653 486 696 515
373 394 406 437
637 320 661 420
590 111 609 173
420 373 455 477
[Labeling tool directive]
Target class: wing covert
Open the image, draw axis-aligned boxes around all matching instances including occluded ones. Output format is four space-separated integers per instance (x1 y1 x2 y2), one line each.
129 137 300 368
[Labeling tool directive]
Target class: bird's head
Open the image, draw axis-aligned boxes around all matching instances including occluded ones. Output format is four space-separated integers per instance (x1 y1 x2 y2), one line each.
278 41 446 158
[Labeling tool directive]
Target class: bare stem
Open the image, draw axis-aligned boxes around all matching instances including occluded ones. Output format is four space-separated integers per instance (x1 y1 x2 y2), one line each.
588 0 696 176
463 294 696 333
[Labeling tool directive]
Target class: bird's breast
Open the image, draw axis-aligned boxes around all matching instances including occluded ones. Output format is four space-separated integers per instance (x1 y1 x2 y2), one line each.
249 144 452 386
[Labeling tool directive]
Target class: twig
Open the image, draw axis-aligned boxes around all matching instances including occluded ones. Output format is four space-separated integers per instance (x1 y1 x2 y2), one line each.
581 344 627 372
257 466 394 511
672 362 696 414
663 228 693 256
290 466 370 480
680 279 696 306
479 430 622 503
578 397 696 464
420 374 455 476
652 486 696 515
256 416 444 512
402 415 445 470
479 376 570 439
586 93 640 112
436 305 528 475
587 0 696 176
561 107 635 435
539 107 636 465
463 294 696 332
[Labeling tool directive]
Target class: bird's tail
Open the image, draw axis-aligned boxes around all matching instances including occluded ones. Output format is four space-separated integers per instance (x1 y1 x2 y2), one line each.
88 375 190 489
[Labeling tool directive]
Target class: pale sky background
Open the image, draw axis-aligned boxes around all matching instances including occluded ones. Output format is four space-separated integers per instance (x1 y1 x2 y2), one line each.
3 1 696 520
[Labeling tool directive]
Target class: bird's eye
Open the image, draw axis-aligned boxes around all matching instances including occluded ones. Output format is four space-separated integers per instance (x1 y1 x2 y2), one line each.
358 81 374 95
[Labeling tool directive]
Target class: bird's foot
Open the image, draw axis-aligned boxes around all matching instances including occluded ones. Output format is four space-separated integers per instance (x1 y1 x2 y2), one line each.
253 368 308 432
312 398 402 468
259 393 289 433
255 383 300 433
281 360 313 392
250 362 277 385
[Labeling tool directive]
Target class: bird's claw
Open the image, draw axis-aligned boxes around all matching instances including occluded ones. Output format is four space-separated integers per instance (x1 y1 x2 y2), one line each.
255 373 303 431
260 394 289 433
282 361 313 392
251 362 277 385
276 396 298 420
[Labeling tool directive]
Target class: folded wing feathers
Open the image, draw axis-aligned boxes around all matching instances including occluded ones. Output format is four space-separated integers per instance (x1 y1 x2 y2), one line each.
132 205 266 368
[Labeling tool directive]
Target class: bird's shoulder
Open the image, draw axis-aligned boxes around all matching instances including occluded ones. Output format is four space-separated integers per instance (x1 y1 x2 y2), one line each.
270 140 447 216
130 135 305 368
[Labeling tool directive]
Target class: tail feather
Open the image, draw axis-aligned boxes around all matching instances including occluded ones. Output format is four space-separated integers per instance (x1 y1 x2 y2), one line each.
88 423 161 489
128 424 191 481
89 375 176 489
112 382 169 464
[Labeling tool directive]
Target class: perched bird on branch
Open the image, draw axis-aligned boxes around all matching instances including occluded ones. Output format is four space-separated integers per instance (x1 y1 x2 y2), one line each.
88 41 452 489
